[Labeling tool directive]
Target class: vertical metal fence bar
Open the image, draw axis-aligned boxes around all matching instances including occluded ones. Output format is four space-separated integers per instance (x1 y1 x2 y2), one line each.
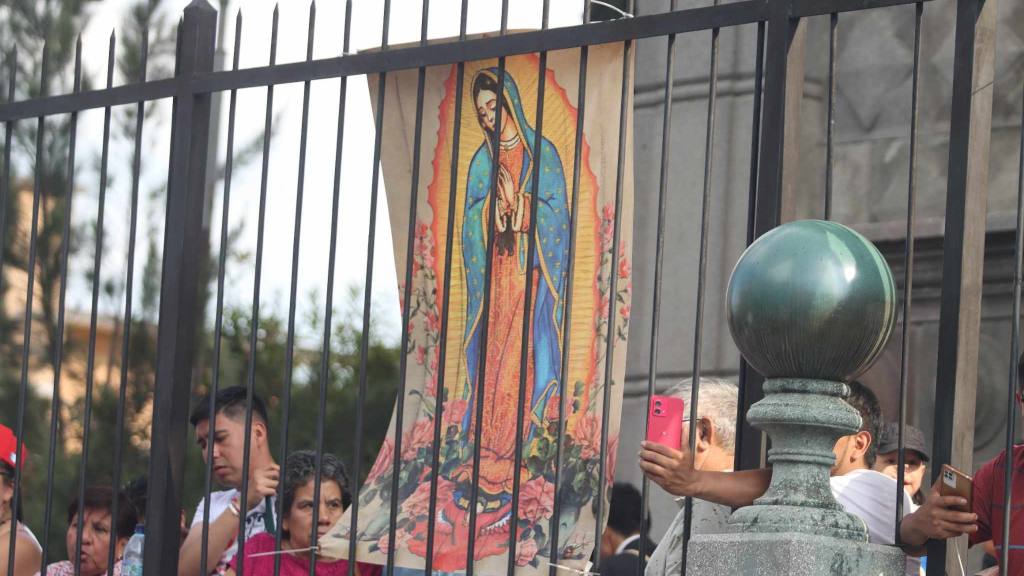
237 7 278 575
384 0 430 572
894 0 922 546
745 23 765 249
594 0 635 572
424 0 471 569
540 1 589 569
313 0 352 570
735 23 766 474
349 1 392 574
508 0 553 572
633 3 679 573
7 42 45 576
0 49 15 290
144 1 216 570
465 2 511 571
37 38 79 576
198 11 241 576
74 33 116 576
315 0 352 571
1002 77 1024 576
273 3 316 574
927 0 1000 570
738 0 806 474
678 11 721 574
107 28 148 576
823 12 837 221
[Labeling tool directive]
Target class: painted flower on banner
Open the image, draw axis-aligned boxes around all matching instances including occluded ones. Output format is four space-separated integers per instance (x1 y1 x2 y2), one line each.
572 413 602 460
377 529 411 555
518 476 556 524
365 438 394 484
402 419 436 459
516 538 540 567
402 478 455 518
443 399 469 428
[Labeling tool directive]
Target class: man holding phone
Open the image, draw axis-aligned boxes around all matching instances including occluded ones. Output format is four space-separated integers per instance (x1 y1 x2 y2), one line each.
644 378 739 576
968 355 1024 575
640 381 978 575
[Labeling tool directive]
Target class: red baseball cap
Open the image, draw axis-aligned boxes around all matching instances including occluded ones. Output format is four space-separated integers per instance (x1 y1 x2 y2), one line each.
0 424 28 470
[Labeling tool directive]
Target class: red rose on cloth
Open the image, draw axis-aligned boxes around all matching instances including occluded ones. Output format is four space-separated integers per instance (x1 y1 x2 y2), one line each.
618 255 631 279
442 399 469 428
572 413 602 460
545 395 562 422
402 477 455 518
518 476 556 524
377 529 411 555
606 434 619 487
602 203 615 222
366 438 394 483
515 538 540 566
402 418 435 459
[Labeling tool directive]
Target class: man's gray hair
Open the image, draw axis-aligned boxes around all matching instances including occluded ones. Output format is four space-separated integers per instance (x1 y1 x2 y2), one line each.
665 377 739 454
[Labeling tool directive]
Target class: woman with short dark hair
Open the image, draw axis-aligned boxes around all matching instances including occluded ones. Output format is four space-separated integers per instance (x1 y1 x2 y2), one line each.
45 486 138 576
227 451 379 576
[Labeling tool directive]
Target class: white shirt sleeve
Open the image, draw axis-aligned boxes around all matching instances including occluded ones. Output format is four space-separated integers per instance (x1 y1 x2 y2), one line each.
190 490 234 527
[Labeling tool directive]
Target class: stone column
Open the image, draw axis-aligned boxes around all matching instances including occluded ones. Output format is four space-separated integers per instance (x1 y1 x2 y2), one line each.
687 220 907 575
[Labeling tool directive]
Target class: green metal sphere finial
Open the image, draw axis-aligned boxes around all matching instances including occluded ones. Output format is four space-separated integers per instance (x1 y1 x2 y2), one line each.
727 220 897 382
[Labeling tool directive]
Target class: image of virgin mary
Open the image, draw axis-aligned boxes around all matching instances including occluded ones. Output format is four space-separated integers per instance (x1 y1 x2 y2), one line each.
418 68 570 565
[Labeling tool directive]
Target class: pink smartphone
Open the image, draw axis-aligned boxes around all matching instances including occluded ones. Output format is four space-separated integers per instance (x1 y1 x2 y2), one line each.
646 395 684 450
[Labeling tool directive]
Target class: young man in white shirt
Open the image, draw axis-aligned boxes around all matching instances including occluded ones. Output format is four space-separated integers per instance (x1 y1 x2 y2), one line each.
639 381 977 575
178 387 280 576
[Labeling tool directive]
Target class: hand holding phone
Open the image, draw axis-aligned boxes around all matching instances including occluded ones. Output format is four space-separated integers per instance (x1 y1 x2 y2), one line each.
645 395 684 451
938 464 973 512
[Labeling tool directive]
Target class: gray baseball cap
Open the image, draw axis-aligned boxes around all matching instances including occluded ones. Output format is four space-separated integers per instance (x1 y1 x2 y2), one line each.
877 422 930 462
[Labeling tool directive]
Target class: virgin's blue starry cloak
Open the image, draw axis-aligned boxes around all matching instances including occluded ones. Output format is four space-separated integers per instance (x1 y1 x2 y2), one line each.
461 68 570 433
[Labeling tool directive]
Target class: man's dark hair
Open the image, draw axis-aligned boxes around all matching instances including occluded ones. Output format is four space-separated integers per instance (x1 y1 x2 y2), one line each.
123 476 148 520
606 482 645 537
846 381 882 467
66 485 138 541
189 386 269 430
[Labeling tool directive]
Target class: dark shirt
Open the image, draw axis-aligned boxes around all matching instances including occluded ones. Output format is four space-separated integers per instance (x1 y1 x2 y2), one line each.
601 536 657 576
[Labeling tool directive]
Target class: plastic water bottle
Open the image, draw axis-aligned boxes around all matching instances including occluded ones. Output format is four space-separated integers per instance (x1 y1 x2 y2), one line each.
122 524 145 576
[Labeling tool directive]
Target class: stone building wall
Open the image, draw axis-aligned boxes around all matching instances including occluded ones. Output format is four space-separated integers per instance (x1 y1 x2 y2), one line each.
614 0 1024 548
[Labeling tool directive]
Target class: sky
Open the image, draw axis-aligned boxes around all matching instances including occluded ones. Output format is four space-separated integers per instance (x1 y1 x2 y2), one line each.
61 0 586 347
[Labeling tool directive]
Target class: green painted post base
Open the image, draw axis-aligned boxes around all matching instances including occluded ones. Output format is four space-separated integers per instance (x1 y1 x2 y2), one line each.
686 532 906 576
728 378 868 542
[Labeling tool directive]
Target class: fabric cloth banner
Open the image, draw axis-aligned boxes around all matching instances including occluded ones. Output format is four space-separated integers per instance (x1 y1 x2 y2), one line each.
321 42 635 576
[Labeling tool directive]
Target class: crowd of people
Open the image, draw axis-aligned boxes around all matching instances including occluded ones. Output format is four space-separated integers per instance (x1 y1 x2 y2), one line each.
1 371 1020 575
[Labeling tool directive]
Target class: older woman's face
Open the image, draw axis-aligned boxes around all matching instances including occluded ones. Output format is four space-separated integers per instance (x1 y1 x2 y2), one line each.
66 508 124 576
283 479 345 554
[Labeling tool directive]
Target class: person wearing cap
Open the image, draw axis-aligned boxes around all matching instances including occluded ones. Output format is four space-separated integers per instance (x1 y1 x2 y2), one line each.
0 424 42 576
641 382 978 576
873 422 930 506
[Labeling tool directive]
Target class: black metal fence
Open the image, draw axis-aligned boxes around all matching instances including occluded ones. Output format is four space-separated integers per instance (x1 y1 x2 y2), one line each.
0 0 1020 575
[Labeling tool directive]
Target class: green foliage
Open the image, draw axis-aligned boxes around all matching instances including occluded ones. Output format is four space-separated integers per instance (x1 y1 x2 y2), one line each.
0 0 399 567
179 291 400 520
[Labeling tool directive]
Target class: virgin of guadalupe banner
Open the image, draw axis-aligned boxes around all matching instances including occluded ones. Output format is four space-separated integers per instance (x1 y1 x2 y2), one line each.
321 43 634 575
